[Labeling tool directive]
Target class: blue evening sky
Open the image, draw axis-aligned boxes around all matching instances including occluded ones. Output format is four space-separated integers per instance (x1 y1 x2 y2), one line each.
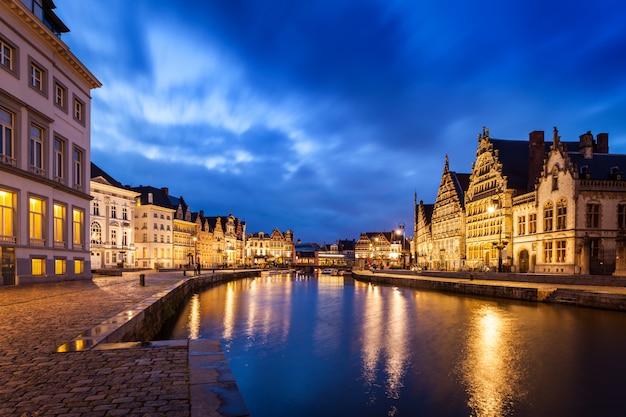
55 0 626 243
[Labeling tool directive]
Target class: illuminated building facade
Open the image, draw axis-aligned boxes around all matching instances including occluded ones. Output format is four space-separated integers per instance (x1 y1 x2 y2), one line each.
355 232 405 269
413 199 434 270
89 163 138 269
430 156 469 271
415 126 626 275
0 0 101 284
245 228 294 267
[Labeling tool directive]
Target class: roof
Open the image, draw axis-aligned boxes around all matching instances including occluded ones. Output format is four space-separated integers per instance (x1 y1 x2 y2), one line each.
130 186 174 209
91 162 122 187
569 152 626 180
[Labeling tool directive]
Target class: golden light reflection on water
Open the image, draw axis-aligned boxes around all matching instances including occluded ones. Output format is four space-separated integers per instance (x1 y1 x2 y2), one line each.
461 304 526 417
188 293 201 339
360 283 410 411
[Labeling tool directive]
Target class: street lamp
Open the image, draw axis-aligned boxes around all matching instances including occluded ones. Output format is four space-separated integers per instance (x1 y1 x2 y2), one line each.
193 236 198 274
396 222 406 268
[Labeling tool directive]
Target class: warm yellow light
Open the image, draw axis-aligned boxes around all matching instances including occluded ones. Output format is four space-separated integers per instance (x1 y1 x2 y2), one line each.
487 205 495 213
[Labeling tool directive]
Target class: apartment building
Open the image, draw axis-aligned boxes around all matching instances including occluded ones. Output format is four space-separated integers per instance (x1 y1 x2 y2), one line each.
0 0 101 284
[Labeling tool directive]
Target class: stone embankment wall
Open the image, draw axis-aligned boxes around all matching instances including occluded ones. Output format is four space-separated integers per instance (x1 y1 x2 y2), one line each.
112 271 257 345
353 272 553 302
352 271 626 312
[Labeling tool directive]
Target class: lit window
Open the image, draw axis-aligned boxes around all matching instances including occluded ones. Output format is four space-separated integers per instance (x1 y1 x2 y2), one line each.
53 203 66 247
90 221 101 244
0 107 15 166
29 124 44 175
74 259 84 274
53 138 64 182
32 258 46 276
517 216 526 235
55 258 66 275
0 189 15 242
73 208 84 248
29 196 45 245
111 229 117 245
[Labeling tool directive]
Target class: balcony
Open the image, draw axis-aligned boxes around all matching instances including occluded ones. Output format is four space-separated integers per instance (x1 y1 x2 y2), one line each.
0 154 16 166
0 235 17 244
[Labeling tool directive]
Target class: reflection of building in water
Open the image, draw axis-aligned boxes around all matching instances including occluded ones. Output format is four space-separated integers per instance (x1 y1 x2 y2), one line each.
358 282 410 405
460 305 526 417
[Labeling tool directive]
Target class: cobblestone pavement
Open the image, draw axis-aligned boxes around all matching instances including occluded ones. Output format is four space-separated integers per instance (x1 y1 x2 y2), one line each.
0 271 192 417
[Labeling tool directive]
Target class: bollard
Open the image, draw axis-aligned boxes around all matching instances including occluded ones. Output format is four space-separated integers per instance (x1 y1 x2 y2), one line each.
139 274 145 286
183 269 186 277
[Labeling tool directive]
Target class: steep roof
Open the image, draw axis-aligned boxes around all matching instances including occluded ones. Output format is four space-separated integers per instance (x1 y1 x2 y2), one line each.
131 186 174 209
568 152 626 180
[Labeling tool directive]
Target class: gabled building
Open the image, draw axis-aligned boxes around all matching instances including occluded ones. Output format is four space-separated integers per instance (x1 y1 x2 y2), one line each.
168 194 196 268
413 198 434 269
355 231 403 269
0 0 101 284
430 156 470 271
90 163 139 269
246 228 294 267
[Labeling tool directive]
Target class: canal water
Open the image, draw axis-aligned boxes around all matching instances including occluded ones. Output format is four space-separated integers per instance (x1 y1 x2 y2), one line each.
159 272 626 417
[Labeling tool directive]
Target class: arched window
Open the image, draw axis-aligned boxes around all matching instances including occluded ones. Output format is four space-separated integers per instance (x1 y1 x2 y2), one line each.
544 201 554 232
556 199 567 230
90 221 101 244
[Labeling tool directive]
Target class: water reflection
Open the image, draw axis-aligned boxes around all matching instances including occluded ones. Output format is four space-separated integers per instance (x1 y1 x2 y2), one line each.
359 283 410 414
188 293 201 339
460 304 526 417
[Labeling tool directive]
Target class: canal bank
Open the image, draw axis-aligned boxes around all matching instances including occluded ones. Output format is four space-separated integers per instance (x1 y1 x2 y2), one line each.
0 270 256 417
352 270 626 311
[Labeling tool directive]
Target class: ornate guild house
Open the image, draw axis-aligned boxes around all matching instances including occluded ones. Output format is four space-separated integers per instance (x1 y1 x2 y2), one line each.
415 126 626 276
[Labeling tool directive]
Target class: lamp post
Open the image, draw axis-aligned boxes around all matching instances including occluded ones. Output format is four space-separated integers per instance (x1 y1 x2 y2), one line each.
193 236 198 274
396 222 406 268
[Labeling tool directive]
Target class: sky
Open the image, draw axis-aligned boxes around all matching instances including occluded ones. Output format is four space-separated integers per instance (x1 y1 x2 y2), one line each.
55 0 626 244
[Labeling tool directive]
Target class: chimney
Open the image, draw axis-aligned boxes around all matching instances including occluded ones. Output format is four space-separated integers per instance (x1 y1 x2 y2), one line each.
161 187 169 196
579 131 594 159
528 131 544 191
597 133 609 153
199 210 204 217
148 192 153 204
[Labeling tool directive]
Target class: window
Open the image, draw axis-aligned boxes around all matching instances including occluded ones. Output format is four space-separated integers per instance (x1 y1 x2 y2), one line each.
590 238 601 259
543 202 554 232
53 203 66 247
143 233 147 243
0 189 15 243
54 81 67 111
618 204 626 229
556 240 566 263
93 201 100 216
29 196 45 245
90 222 101 244
73 148 83 189
517 216 526 236
29 124 45 175
529 213 537 234
122 207 128 221
111 204 117 219
154 233 157 242
111 229 117 245
0 107 15 166
29 61 46 93
74 259 84 274
160 235 164 243
0 38 15 73
122 231 128 247
73 96 84 123
55 258 66 275
53 137 64 182
72 208 84 248
551 166 559 191
543 241 553 263
586 203 600 228
32 258 46 276
556 199 567 230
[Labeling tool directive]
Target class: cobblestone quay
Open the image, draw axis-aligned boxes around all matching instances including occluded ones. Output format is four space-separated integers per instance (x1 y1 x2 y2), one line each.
0 271 250 417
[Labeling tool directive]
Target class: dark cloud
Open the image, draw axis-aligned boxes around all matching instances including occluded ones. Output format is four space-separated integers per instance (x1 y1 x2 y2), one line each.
59 0 626 243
